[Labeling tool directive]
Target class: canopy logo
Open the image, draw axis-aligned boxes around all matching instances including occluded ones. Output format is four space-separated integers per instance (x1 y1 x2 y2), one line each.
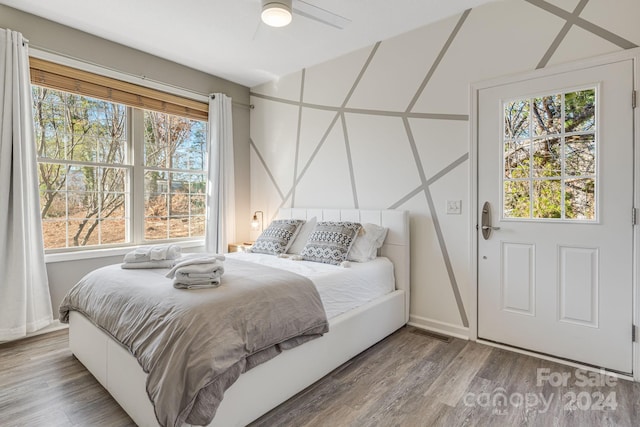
463 367 619 415
463 388 553 415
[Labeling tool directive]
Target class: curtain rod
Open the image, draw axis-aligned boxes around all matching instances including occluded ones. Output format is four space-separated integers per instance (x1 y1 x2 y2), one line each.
27 43 255 110
211 94 254 109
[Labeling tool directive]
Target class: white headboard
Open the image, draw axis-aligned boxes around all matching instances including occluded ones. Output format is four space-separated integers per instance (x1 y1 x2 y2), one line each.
277 208 410 323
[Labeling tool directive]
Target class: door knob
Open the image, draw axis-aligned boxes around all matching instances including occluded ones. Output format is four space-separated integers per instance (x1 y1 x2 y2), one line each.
481 201 499 240
482 225 501 231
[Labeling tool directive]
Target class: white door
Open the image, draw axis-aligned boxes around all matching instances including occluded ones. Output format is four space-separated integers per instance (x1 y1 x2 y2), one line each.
477 59 634 374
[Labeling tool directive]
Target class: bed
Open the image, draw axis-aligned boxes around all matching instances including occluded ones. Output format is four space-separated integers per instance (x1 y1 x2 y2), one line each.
65 208 410 427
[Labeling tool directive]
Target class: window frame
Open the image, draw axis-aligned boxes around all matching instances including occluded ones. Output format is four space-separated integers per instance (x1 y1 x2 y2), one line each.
30 53 210 260
500 84 598 223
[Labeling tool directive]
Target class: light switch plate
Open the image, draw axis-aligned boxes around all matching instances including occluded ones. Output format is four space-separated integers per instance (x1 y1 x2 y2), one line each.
446 200 462 215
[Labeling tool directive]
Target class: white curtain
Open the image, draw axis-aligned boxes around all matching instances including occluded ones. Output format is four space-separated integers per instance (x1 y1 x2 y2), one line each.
0 29 53 341
205 93 236 253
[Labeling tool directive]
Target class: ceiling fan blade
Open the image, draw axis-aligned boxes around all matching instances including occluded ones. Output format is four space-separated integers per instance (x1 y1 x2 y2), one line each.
292 0 351 30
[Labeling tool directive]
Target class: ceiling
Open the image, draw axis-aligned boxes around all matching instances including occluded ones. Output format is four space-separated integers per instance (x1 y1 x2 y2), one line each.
1 0 499 87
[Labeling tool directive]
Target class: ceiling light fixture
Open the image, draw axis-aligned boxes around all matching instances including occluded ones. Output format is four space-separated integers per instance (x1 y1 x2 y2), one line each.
261 0 293 27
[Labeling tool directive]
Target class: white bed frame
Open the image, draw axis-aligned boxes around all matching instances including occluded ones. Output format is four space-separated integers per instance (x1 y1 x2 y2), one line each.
68 208 410 427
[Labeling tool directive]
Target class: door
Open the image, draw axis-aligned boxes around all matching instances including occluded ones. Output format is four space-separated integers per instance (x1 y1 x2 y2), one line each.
477 59 634 374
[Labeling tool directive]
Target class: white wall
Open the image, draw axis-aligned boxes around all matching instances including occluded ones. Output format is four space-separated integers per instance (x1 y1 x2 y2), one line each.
248 0 640 337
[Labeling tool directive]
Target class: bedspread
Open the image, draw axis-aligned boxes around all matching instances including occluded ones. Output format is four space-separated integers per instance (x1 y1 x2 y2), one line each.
59 258 329 427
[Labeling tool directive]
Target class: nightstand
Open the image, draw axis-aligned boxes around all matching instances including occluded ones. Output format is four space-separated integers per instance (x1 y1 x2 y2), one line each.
228 242 253 253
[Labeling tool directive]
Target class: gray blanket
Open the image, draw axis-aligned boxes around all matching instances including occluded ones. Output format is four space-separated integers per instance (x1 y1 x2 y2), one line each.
59 258 329 427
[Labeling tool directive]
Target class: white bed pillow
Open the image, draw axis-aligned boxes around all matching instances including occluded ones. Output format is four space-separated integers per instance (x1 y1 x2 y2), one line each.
249 219 304 255
301 221 362 266
348 223 388 262
287 216 317 254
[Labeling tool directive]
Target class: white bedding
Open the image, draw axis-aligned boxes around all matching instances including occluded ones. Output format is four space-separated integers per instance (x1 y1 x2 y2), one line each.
226 252 395 319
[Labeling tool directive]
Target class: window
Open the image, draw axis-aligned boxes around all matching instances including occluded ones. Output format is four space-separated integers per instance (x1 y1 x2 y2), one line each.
503 88 596 220
30 59 209 251
144 112 207 240
34 88 129 248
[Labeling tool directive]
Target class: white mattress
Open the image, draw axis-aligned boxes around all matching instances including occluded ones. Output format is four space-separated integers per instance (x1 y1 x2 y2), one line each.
226 252 395 319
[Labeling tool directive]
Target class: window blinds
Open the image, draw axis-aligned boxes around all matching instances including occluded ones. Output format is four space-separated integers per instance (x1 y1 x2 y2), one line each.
29 57 208 121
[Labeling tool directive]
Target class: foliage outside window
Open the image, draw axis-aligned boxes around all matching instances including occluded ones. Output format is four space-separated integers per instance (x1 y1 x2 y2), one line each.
503 88 596 220
33 85 208 250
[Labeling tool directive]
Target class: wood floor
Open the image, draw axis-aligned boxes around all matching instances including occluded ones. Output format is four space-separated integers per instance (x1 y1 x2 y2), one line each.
1 327 638 427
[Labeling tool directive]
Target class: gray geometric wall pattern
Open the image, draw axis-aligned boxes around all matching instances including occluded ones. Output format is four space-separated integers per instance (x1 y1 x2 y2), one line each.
249 0 639 331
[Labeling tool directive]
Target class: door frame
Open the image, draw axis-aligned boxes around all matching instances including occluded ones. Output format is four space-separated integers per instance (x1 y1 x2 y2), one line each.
469 47 640 381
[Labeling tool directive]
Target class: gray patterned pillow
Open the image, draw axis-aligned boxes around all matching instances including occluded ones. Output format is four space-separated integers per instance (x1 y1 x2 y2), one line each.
249 219 304 255
301 221 362 265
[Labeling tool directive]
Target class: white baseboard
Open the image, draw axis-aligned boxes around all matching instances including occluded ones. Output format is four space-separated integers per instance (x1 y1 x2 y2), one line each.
0 320 68 344
408 315 469 340
29 319 68 337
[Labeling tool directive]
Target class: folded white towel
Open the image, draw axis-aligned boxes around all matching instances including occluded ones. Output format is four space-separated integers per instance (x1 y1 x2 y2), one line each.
173 280 221 290
168 255 226 289
123 244 182 263
121 259 176 269
170 261 224 290
183 273 219 279
165 254 226 279
173 262 225 280
173 275 222 285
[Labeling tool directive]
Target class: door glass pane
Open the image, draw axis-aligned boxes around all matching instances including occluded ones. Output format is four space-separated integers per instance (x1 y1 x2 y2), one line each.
533 179 562 218
504 139 530 178
504 181 530 218
532 137 561 178
532 94 561 136
565 178 595 220
565 89 595 132
565 134 595 176
502 88 596 221
504 100 530 139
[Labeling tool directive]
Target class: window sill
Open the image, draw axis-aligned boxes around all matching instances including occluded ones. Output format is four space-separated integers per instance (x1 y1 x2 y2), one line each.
44 240 205 264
